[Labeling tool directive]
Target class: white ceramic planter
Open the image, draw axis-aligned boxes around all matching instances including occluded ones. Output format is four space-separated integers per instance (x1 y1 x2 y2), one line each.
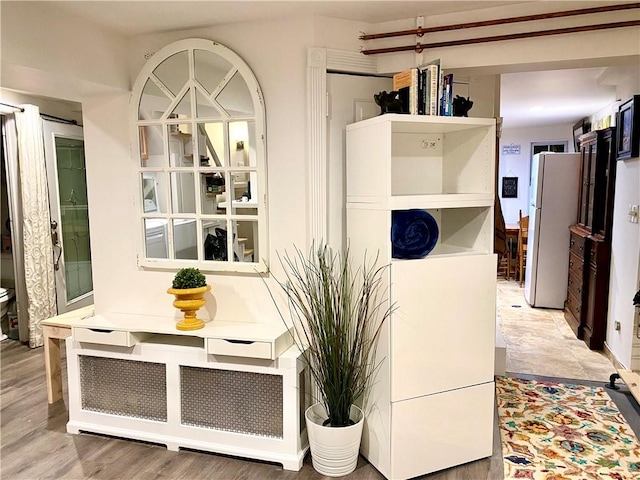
305 403 364 477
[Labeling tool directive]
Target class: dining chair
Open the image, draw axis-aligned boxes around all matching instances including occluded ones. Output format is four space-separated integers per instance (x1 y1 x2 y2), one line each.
515 210 529 286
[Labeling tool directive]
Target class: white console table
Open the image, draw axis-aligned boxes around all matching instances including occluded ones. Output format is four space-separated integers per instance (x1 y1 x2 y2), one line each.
66 314 309 470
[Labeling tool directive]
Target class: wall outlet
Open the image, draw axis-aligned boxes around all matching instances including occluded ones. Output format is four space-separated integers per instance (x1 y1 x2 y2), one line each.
629 204 639 224
615 321 621 331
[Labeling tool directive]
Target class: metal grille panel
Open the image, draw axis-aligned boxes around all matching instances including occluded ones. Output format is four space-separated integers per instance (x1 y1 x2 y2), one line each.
79 356 167 421
181 366 283 438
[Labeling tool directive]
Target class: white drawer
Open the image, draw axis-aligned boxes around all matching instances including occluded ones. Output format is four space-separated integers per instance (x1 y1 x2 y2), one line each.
390 382 494 479
206 338 272 359
73 327 137 347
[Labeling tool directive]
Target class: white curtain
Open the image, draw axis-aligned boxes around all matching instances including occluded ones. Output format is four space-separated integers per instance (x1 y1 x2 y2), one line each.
15 105 56 348
2 115 29 344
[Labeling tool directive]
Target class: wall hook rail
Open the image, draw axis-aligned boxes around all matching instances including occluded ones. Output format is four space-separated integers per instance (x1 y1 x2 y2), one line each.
359 2 640 41
361 20 640 55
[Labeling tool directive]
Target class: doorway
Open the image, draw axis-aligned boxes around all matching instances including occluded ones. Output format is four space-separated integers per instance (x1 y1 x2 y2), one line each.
327 72 392 251
43 120 93 313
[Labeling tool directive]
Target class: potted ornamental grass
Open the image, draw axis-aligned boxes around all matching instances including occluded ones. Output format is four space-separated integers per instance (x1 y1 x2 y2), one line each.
264 243 393 476
167 267 211 331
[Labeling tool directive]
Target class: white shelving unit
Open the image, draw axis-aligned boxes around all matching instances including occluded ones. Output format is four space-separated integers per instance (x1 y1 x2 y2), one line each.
346 114 497 480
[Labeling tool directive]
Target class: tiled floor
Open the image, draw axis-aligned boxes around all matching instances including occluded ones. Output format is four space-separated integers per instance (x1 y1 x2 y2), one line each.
497 278 617 382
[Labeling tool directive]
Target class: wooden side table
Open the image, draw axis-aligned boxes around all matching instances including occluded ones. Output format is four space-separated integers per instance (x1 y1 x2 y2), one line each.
41 305 94 403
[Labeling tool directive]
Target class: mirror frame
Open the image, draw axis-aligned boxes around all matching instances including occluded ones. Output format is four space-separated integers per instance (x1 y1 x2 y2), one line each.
131 38 268 273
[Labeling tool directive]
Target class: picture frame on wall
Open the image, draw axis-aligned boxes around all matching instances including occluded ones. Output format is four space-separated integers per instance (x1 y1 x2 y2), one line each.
501 176 518 199
616 95 640 161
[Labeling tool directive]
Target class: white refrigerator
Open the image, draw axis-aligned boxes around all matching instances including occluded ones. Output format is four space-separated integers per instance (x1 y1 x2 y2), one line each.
524 152 580 308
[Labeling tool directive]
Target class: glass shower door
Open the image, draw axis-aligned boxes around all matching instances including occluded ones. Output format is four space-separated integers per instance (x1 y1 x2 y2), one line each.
43 121 93 313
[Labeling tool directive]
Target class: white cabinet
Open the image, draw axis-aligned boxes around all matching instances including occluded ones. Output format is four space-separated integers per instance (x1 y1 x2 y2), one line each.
389 255 496 401
346 114 496 480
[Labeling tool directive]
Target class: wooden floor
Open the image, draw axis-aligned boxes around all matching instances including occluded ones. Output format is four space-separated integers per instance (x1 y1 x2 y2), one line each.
0 339 504 479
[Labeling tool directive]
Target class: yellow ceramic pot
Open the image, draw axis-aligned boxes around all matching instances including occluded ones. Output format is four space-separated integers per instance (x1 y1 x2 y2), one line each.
167 284 211 331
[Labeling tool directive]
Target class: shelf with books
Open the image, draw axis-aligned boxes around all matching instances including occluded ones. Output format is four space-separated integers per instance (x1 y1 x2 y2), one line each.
391 59 454 117
441 73 454 116
392 67 417 115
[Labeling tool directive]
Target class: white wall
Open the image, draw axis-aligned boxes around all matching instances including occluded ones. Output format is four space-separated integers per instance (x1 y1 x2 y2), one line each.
0 91 83 125
607 157 640 368
311 16 371 51
498 124 574 225
607 72 640 368
1 2 129 100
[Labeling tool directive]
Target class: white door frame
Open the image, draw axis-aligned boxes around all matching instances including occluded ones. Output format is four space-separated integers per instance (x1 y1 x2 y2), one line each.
43 120 94 313
306 47 378 246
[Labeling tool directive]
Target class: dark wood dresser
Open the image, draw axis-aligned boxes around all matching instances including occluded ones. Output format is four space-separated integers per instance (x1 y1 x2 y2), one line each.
565 225 587 337
563 127 617 350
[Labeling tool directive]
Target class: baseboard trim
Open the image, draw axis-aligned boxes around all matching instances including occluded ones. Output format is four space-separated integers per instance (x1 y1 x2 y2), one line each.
603 342 628 371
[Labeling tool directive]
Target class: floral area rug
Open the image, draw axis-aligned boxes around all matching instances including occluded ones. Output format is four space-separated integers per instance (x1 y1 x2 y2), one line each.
496 376 640 479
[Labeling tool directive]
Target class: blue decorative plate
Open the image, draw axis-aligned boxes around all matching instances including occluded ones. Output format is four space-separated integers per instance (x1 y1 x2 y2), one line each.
391 209 439 259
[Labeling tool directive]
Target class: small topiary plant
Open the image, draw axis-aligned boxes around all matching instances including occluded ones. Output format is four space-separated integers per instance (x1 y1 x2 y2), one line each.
172 268 207 289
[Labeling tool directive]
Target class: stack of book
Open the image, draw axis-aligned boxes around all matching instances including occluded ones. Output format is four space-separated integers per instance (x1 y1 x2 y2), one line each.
392 59 454 117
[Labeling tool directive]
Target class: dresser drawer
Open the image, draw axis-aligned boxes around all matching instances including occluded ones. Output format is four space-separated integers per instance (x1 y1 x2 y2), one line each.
565 291 582 322
564 306 582 339
73 327 141 347
206 338 272 359
567 271 583 300
587 239 609 268
568 251 584 278
569 231 586 258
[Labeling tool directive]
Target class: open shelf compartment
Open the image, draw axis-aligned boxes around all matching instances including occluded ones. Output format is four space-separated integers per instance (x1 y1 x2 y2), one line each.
346 205 493 261
396 206 493 258
346 115 495 202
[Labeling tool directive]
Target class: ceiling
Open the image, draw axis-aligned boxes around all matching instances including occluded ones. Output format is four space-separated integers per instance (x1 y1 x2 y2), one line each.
500 67 618 128
51 1 521 36
48 1 632 128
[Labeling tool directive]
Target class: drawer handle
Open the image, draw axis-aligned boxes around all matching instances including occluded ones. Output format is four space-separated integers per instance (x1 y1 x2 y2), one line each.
223 339 255 345
569 260 573 267
579 245 584 251
570 239 575 246
88 328 114 334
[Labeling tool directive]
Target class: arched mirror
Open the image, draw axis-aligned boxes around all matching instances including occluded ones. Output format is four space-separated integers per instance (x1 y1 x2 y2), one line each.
132 39 267 273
